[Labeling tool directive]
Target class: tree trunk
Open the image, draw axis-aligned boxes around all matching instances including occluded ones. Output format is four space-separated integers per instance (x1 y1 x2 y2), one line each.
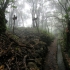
0 0 9 35
0 8 7 35
66 20 70 51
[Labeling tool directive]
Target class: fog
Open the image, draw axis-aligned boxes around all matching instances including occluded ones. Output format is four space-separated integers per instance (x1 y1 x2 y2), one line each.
3 0 69 36
6 0 57 29
0 0 70 70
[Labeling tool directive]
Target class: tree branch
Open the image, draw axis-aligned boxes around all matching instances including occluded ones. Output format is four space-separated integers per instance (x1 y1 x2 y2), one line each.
2 0 9 12
58 0 67 14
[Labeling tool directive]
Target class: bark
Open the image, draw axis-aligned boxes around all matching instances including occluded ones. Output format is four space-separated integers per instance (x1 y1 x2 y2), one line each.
0 0 9 35
66 20 70 51
0 8 6 34
2 0 9 12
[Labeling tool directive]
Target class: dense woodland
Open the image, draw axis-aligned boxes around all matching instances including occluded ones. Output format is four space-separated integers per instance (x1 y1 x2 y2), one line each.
0 0 70 70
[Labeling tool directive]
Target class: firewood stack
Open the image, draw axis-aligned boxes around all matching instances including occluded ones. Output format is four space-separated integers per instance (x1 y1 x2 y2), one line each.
0 31 52 70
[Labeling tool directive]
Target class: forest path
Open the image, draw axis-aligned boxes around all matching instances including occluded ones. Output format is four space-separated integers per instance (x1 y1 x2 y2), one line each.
57 45 65 70
44 39 58 70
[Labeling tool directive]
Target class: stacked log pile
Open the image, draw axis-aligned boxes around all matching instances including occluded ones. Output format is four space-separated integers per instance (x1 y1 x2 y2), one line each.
0 31 52 70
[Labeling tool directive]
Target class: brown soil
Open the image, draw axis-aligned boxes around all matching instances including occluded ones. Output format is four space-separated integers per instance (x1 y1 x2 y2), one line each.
44 39 58 70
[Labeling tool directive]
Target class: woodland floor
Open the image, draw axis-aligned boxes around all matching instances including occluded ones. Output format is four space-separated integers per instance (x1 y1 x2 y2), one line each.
0 28 59 70
44 39 59 70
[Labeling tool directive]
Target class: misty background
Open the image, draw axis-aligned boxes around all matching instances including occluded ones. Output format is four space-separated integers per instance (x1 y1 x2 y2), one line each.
5 0 65 36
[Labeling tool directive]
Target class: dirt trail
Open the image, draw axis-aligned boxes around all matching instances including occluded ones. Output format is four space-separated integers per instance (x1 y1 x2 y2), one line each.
44 39 58 70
